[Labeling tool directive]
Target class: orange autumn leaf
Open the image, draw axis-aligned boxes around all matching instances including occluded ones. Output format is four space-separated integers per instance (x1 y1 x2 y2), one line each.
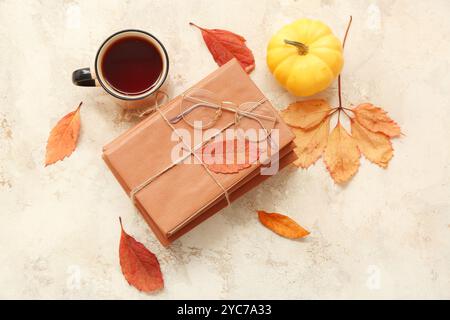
45 102 82 166
258 210 310 239
291 115 330 168
281 100 401 183
323 123 360 184
119 217 164 293
202 138 258 174
280 99 331 130
351 119 393 168
353 103 401 138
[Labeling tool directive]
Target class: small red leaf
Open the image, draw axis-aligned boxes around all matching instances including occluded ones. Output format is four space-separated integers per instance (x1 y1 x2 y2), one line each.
190 22 255 73
119 217 164 293
202 138 259 174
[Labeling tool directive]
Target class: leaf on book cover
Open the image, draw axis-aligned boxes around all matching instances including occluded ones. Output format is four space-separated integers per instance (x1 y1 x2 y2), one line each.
353 103 401 138
190 22 255 73
258 210 310 239
45 102 82 166
202 138 259 174
351 119 393 168
119 217 164 293
281 99 332 130
323 123 360 184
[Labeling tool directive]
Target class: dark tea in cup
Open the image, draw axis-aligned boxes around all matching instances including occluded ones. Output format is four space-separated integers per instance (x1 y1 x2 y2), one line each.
102 36 163 95
72 29 169 106
101 36 163 95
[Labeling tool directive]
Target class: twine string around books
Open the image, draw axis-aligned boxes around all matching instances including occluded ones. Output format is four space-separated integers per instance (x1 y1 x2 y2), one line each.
129 90 276 236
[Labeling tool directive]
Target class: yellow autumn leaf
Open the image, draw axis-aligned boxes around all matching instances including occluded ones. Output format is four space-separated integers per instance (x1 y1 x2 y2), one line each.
291 116 330 168
351 120 393 168
45 103 82 166
323 123 360 184
353 103 401 138
280 99 331 130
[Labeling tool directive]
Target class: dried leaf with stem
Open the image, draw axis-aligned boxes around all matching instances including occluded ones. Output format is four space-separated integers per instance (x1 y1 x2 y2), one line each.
119 217 164 293
190 22 255 73
280 16 402 184
45 102 82 166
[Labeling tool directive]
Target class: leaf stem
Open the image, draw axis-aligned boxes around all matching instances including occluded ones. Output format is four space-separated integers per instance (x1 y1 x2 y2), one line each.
342 107 354 113
342 16 353 50
119 216 124 231
338 76 343 110
337 16 353 121
189 22 205 31
327 108 339 119
341 108 352 119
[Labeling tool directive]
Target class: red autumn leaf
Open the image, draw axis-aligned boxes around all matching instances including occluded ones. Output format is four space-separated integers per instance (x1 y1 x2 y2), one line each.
190 22 255 73
202 138 259 174
119 217 164 293
45 102 82 166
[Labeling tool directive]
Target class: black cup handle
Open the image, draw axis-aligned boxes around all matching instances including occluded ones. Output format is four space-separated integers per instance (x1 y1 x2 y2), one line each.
72 67 96 87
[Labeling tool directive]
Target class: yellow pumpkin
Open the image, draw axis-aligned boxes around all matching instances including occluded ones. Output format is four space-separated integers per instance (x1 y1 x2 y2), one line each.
267 19 344 97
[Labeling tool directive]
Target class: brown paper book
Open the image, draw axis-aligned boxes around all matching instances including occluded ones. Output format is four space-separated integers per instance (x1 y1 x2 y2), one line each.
103 59 296 245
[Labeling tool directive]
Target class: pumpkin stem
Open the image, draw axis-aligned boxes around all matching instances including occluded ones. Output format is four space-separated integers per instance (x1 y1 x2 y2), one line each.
284 39 308 55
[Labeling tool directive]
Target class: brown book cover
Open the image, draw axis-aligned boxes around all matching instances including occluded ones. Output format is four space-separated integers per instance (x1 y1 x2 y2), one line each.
103 59 296 245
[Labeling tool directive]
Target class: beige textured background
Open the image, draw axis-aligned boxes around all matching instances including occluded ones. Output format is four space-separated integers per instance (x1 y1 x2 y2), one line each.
1 0 449 299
